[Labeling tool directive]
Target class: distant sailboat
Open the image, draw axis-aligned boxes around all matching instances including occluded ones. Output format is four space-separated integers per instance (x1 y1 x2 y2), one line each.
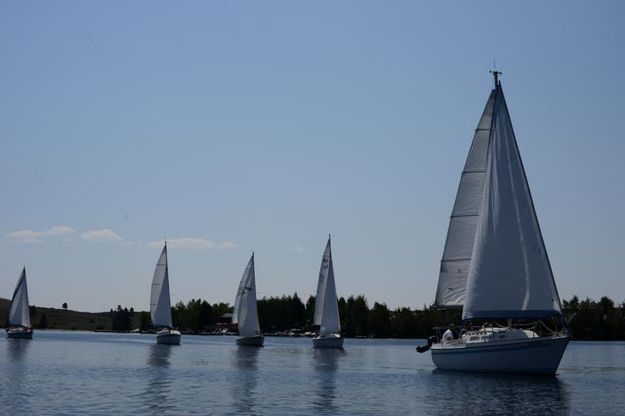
150 242 181 345
6 267 33 339
312 236 343 348
233 253 264 347
424 72 568 373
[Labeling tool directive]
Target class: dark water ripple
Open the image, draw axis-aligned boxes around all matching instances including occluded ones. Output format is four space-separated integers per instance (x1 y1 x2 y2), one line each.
0 332 623 415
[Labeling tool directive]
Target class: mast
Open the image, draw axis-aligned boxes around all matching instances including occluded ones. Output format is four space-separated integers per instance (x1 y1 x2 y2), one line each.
490 70 502 87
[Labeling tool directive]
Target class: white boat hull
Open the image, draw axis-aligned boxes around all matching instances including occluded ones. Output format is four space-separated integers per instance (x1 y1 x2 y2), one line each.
156 329 181 345
313 334 343 349
237 335 264 347
431 335 569 374
6 328 33 339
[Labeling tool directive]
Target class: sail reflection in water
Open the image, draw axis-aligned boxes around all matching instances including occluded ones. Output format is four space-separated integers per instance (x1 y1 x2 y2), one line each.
4 339 32 414
425 371 570 416
7 338 31 362
232 347 260 413
143 344 175 413
312 348 343 413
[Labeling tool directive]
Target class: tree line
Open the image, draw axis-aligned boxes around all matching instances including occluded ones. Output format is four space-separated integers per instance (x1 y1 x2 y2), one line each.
563 296 625 340
5 292 611 340
6 294 624 340
155 294 625 340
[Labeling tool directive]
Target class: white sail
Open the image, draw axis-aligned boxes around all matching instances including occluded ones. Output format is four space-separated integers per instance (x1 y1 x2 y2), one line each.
150 244 173 328
434 90 495 308
462 85 562 320
313 237 341 335
9 268 31 328
233 253 261 337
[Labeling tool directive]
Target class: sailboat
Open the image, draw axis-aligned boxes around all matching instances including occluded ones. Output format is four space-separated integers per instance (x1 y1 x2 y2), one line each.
6 267 33 339
312 236 343 348
150 242 181 345
233 253 264 347
425 73 569 373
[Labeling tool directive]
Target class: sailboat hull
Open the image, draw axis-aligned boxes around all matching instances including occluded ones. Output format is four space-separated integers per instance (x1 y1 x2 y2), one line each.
431 335 569 374
156 329 181 345
6 328 33 339
236 335 264 347
313 334 343 349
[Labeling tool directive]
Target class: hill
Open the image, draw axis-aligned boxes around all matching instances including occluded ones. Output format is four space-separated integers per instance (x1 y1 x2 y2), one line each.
0 297 138 331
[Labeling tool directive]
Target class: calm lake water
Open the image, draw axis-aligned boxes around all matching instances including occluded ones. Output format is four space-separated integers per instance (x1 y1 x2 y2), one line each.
0 331 623 415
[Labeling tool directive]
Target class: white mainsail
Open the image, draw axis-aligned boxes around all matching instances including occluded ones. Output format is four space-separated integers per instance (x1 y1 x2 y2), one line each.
313 237 341 335
434 90 496 308
233 253 261 337
150 244 173 328
9 267 31 328
462 84 562 320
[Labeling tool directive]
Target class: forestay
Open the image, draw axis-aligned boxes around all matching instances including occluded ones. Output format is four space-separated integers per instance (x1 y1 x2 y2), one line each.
233 253 261 337
150 245 173 328
314 237 341 335
434 90 496 308
9 268 31 328
462 85 562 320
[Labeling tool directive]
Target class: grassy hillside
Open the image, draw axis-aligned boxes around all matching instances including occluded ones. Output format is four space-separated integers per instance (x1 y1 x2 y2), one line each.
0 297 141 331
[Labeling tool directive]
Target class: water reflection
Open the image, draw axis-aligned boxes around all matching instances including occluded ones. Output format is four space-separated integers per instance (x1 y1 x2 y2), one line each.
147 343 172 368
4 339 32 413
232 346 260 413
426 371 570 416
7 337 31 362
312 348 343 414
143 344 174 413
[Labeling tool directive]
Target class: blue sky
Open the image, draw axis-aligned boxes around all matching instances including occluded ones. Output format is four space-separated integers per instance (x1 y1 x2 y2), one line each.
1 1 623 311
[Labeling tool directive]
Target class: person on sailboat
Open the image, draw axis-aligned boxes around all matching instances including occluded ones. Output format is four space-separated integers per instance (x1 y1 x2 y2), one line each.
442 324 454 343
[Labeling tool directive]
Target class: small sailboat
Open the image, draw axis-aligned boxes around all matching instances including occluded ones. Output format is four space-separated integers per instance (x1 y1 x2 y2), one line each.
150 242 181 345
233 253 264 347
425 72 568 373
6 267 33 339
312 236 343 348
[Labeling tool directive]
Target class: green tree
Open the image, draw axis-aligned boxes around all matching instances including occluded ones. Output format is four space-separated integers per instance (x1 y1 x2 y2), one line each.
289 292 306 329
306 295 316 325
350 295 369 336
370 302 391 337
198 300 212 332
390 307 418 338
111 305 134 331
139 311 151 331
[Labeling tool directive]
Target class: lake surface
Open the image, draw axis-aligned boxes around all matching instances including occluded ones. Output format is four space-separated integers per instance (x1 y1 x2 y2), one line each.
0 331 623 415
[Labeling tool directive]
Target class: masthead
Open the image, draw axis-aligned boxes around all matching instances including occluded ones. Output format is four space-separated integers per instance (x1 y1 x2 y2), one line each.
489 69 502 87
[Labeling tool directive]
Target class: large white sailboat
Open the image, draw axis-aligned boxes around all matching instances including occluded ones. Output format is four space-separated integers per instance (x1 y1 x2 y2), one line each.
312 236 343 349
6 267 33 339
150 242 181 345
233 253 264 347
426 73 568 373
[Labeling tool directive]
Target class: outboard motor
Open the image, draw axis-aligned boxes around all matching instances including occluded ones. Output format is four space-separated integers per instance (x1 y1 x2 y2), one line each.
416 336 435 353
